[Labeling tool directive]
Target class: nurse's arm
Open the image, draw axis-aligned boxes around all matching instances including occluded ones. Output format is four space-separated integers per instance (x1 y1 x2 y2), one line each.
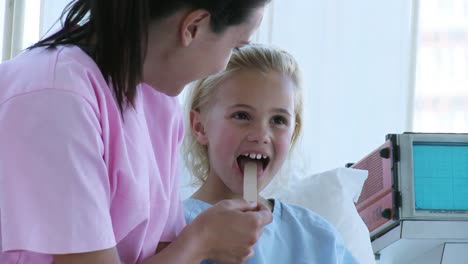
52 234 202 264
53 248 121 264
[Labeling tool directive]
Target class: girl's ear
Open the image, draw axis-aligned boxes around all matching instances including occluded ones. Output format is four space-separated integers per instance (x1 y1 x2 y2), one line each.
190 110 209 145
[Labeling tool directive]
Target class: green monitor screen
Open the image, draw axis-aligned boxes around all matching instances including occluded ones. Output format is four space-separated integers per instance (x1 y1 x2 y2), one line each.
413 143 468 211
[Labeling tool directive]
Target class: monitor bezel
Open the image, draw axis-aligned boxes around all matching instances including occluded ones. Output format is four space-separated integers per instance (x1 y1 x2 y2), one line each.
398 133 468 220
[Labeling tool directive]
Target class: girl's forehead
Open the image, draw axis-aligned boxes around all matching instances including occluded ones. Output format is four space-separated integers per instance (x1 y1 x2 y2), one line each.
214 70 296 103
205 77 295 118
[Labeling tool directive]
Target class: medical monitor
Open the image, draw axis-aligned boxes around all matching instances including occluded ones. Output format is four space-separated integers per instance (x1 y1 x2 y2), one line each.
398 133 468 220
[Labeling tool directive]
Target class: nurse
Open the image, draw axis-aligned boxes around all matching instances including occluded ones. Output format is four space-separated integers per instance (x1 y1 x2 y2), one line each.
0 0 272 263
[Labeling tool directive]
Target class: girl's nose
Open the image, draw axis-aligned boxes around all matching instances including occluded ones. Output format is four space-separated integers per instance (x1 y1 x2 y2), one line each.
246 126 270 144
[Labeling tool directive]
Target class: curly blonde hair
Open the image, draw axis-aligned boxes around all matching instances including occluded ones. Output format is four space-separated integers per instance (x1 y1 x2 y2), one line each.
183 44 303 183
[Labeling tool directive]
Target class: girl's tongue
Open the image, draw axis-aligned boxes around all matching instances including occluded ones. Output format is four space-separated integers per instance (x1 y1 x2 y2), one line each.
238 156 264 175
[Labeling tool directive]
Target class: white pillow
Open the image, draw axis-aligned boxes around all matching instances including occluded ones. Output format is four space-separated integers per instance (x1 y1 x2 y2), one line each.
273 167 375 264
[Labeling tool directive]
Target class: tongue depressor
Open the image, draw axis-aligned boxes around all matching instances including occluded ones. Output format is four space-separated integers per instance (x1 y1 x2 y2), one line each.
243 162 257 203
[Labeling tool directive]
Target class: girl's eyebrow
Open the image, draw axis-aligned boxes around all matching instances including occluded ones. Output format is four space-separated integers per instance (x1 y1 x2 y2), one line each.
272 108 292 117
229 103 254 110
229 104 292 116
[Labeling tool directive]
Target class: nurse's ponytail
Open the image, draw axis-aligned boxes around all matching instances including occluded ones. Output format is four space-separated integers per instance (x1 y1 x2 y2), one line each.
32 0 149 113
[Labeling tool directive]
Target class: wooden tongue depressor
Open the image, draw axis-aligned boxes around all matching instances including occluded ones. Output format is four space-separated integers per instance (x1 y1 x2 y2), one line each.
243 162 257 204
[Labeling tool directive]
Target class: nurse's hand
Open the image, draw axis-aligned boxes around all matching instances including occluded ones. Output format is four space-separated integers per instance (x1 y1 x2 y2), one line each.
188 199 273 264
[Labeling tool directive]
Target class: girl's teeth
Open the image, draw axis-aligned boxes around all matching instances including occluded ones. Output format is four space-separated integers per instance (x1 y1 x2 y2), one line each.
242 153 268 159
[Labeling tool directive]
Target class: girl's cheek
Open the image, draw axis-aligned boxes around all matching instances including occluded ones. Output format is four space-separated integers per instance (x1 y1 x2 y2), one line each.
280 131 294 146
276 139 291 156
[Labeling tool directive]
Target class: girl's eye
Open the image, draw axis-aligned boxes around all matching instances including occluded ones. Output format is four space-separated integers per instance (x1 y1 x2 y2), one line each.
232 112 250 120
272 115 288 125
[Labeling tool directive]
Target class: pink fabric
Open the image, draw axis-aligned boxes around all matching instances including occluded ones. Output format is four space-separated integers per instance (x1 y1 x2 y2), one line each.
0 46 185 263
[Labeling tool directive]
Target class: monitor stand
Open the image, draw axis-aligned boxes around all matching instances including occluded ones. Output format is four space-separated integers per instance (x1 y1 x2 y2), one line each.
373 220 468 263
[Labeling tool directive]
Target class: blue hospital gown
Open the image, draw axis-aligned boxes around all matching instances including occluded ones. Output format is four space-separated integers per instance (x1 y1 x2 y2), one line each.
184 198 359 264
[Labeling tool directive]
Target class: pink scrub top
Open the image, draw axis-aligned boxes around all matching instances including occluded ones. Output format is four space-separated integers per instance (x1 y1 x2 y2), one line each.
0 45 185 263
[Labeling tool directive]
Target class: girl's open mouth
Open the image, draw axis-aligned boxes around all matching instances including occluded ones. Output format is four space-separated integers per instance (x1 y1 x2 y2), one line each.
237 153 270 175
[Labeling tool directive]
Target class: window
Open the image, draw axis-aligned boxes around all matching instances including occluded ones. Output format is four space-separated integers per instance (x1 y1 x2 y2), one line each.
0 0 6 58
413 0 468 132
1 0 41 61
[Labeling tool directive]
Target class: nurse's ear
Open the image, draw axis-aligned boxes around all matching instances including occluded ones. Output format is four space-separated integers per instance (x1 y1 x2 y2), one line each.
180 9 211 47
190 109 209 145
